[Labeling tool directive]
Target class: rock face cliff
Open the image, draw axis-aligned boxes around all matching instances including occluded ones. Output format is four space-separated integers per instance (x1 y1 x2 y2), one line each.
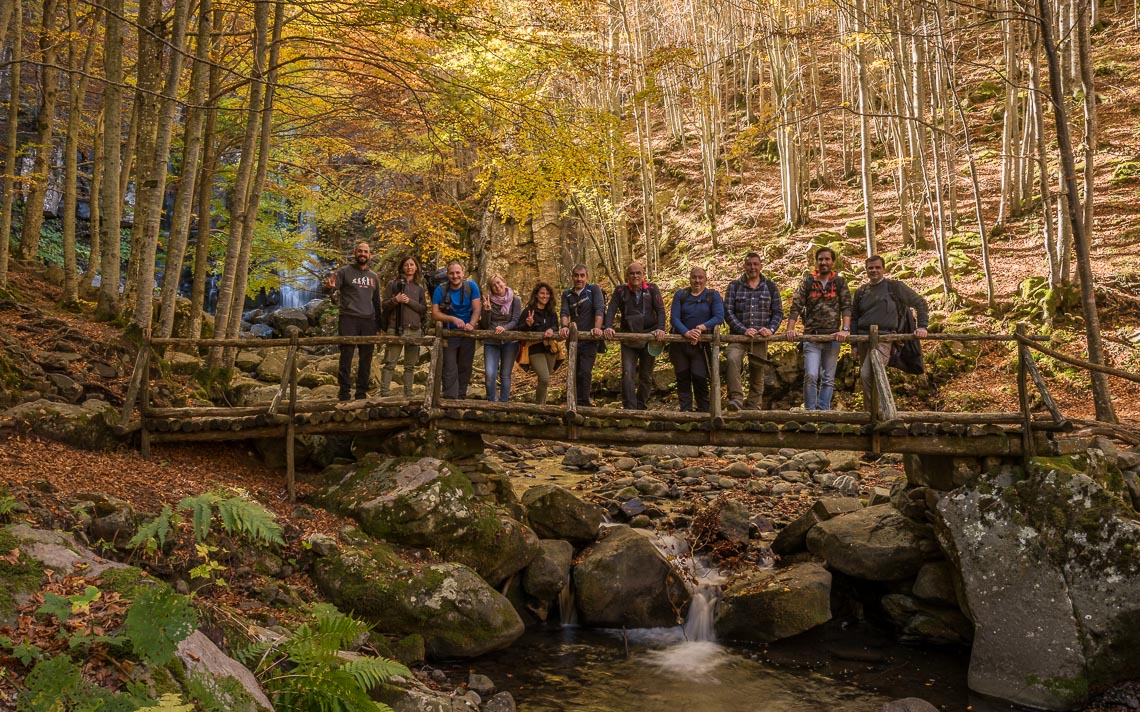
473 200 591 293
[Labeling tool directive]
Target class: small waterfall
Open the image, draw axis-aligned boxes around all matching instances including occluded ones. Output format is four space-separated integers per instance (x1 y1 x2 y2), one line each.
682 584 719 643
558 582 578 627
278 210 324 309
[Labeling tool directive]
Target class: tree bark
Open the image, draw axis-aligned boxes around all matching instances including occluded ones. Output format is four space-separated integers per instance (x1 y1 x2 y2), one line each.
78 110 102 295
61 0 97 305
1036 0 1116 423
94 0 124 321
18 0 62 260
0 0 22 288
131 0 192 329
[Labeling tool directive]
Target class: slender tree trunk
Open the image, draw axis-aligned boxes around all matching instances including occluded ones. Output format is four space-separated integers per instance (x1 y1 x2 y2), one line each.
210 0 268 361
855 0 875 255
158 0 211 338
18 0 61 260
78 110 102 295
131 0 192 329
1037 0 1116 423
61 0 97 305
0 1 22 288
222 0 283 364
95 0 124 321
1077 4 1095 241
187 6 223 341
0 0 14 51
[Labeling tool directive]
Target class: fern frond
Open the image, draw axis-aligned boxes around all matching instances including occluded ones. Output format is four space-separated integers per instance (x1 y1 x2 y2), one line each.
125 586 199 666
341 657 411 690
128 505 176 554
215 495 284 546
178 493 219 543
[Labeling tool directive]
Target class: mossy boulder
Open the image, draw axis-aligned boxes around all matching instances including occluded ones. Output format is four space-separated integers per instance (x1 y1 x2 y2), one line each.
715 562 832 643
315 455 540 586
0 527 43 626
934 458 1140 710
2 398 120 451
311 543 524 658
572 526 690 628
521 485 605 545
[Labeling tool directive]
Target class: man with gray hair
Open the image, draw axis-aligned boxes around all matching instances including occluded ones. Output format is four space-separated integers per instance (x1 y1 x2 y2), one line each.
559 264 606 407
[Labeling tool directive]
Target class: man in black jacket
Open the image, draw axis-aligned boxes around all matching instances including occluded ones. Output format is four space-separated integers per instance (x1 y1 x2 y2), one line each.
559 264 606 407
325 242 382 401
851 255 929 417
604 262 666 410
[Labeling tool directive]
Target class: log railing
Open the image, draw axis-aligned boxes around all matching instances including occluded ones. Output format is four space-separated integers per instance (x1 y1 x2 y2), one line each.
122 325 1077 500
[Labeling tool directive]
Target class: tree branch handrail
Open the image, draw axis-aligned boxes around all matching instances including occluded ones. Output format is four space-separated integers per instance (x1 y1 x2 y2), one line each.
1016 333 1140 385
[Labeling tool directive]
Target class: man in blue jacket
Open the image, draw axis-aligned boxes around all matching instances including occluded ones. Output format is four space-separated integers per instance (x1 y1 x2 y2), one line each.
723 253 783 410
669 267 724 412
431 261 482 399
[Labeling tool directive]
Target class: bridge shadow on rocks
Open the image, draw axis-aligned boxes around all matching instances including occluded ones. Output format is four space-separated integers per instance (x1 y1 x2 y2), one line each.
116 324 1140 501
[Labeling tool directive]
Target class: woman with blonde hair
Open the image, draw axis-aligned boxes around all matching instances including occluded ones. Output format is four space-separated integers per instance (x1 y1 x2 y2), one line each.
482 274 522 402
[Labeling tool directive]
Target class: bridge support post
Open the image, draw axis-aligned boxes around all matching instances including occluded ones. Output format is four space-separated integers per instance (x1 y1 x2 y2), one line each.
566 324 579 440
1016 323 1036 458
423 324 444 426
710 331 723 428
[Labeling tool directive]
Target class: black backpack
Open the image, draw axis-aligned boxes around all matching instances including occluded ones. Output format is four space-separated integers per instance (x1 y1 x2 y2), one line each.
436 280 473 316
873 280 925 375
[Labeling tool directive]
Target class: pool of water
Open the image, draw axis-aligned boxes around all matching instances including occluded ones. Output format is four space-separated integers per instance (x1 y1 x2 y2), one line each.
445 622 1003 712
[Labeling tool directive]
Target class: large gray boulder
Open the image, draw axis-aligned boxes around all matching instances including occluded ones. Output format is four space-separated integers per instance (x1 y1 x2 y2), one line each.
806 504 935 581
715 562 832 643
935 456 1140 710
2 398 119 451
522 485 604 544
522 539 574 601
315 455 540 586
312 542 524 659
267 307 310 335
572 526 690 628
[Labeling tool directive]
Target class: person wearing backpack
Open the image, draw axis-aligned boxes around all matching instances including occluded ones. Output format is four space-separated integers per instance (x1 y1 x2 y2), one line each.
324 241 383 401
604 262 666 410
559 264 606 407
520 282 561 405
723 252 784 411
851 254 929 417
669 267 724 412
379 255 428 398
785 247 852 411
431 261 482 399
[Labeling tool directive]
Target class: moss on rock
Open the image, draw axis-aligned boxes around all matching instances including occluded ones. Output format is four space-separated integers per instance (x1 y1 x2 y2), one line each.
0 527 43 625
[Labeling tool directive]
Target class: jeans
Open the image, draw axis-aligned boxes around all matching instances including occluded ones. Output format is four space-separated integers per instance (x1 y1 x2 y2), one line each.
725 340 767 408
620 343 656 410
669 342 710 412
380 326 421 397
802 340 841 410
442 335 476 399
484 340 519 402
337 315 377 399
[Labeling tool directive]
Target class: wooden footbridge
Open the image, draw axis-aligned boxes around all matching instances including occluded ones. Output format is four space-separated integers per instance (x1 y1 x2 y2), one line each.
120 325 1139 500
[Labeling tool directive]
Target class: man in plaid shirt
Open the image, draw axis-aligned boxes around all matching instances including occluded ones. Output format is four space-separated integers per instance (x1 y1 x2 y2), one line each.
723 252 783 410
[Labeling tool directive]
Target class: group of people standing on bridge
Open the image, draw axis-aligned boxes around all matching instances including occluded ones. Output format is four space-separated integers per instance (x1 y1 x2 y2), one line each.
326 243 930 416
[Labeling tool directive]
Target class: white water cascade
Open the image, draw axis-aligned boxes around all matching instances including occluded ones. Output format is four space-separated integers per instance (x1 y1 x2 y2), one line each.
278 211 324 309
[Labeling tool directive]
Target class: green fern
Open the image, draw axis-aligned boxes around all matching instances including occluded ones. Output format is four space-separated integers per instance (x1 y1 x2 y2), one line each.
0 494 18 520
177 493 219 543
253 604 409 712
128 506 179 556
124 586 198 666
17 654 142 711
214 495 283 546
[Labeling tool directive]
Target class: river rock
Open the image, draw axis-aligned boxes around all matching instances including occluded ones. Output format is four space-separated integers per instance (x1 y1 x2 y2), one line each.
573 526 690 628
312 543 524 658
315 456 540 586
633 476 669 498
483 692 516 712
267 307 310 335
302 298 332 324
934 455 1140 710
613 457 639 471
721 461 754 478
806 504 932 581
2 398 119 451
880 699 939 712
714 498 751 544
248 323 275 339
522 539 574 601
880 593 972 646
177 631 275 711
715 562 832 643
162 351 203 376
256 348 291 382
46 372 84 402
234 350 264 372
521 485 604 544
562 445 601 469
912 561 958 606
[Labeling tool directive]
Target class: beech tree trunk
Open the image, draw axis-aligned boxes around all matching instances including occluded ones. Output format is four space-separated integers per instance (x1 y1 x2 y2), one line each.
95 0 124 321
0 0 22 288
18 0 61 260
61 0 97 305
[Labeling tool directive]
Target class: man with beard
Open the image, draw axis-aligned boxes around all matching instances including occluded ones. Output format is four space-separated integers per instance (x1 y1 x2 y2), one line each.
325 241 383 401
785 247 852 411
723 252 783 410
604 261 666 410
431 261 483 399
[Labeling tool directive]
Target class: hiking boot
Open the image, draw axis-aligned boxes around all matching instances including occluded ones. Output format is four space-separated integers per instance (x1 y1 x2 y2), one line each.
355 391 368 400
338 391 351 402
727 400 742 412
